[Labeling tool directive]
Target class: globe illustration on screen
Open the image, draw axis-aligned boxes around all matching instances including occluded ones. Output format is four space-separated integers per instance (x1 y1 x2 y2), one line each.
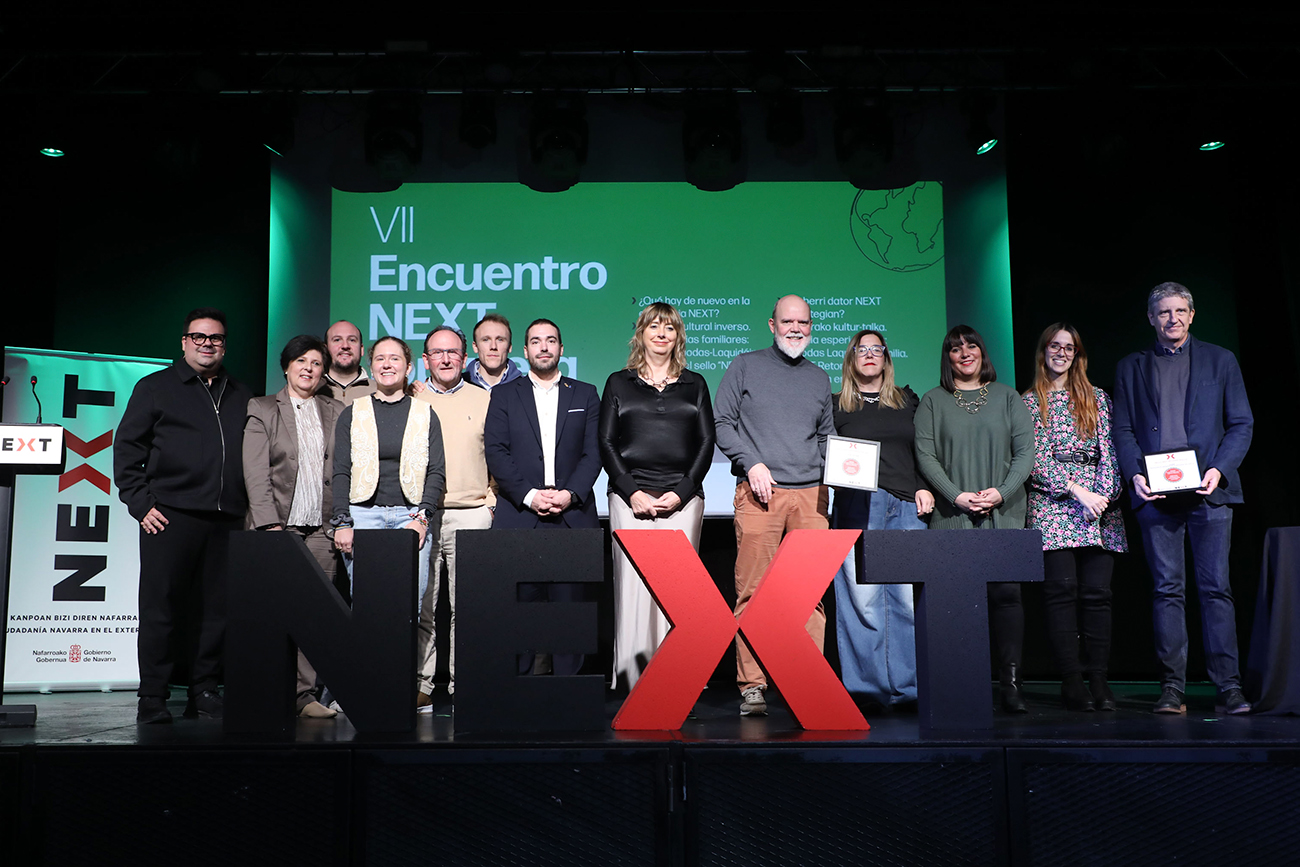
850 182 945 272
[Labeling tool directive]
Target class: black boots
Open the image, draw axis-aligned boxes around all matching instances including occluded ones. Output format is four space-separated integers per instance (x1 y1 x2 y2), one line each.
1088 672 1117 711
1062 673 1095 712
1000 664 1028 714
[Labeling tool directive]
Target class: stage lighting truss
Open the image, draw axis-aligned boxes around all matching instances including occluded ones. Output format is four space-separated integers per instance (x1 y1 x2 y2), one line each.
527 94 589 190
365 92 424 181
683 92 744 192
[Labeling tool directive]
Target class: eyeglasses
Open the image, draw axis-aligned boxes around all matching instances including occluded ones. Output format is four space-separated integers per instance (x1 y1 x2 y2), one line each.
184 332 227 346
1047 342 1076 357
854 345 887 358
424 349 463 360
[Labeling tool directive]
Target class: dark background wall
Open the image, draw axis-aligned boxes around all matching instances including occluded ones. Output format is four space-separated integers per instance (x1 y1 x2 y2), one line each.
3 10 1298 685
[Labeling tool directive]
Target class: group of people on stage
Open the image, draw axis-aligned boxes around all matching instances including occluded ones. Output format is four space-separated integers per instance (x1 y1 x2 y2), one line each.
114 279 1253 725
826 281 1252 719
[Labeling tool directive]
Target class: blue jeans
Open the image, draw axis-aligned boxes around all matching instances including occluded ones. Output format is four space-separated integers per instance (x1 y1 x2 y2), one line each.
344 504 430 615
1137 498 1240 692
832 488 925 706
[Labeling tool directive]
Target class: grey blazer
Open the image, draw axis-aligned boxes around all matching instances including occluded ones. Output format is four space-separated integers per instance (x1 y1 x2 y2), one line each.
243 386 345 529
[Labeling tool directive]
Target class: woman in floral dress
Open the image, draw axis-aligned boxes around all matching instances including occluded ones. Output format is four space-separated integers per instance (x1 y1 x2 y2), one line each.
1023 323 1127 711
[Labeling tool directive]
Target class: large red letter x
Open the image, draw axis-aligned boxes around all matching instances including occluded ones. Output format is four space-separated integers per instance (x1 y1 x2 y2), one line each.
612 529 867 731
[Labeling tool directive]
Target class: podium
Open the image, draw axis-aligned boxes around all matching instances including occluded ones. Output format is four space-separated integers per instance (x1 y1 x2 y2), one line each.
0 422 67 726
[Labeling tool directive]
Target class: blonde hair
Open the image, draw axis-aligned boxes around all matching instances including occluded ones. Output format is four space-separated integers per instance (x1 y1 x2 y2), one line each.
1027 322 1098 440
838 329 905 412
625 302 686 379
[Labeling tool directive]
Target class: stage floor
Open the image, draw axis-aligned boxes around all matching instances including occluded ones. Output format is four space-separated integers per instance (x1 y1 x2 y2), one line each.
7 682 1300 865
3 680 1297 747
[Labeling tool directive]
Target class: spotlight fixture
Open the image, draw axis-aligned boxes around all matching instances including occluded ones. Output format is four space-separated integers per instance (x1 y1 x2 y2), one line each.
763 91 805 149
459 93 497 149
526 94 588 192
39 147 65 158
683 93 744 192
1188 93 1233 155
261 96 297 158
963 91 1000 155
365 92 423 182
834 93 893 188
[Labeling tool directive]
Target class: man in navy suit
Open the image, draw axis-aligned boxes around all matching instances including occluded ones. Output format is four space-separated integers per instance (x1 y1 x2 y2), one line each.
1113 282 1253 715
484 318 601 675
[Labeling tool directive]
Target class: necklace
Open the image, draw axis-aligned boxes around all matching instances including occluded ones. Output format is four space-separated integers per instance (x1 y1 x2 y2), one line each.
953 384 989 413
641 371 673 390
860 392 880 404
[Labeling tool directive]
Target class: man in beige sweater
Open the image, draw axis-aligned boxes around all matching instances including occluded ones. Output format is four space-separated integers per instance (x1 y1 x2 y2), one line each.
413 326 496 710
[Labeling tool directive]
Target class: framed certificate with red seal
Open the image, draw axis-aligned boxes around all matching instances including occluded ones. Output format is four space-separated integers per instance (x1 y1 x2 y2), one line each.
1144 449 1202 494
823 435 880 491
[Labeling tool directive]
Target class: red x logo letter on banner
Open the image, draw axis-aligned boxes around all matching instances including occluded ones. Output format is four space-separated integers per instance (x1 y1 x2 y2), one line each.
59 430 113 493
612 528 867 731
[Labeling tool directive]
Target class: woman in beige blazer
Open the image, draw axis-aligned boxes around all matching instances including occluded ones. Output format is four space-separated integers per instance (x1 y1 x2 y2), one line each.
243 334 345 719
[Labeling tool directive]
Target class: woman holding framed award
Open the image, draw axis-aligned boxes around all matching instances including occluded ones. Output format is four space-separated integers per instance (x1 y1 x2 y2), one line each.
830 329 935 712
1023 323 1127 711
599 302 715 690
914 325 1036 712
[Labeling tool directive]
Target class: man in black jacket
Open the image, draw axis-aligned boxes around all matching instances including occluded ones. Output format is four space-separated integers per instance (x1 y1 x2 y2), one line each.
114 308 252 723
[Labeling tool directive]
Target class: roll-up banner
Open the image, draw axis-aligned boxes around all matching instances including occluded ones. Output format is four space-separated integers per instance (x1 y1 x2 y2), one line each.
2 347 169 691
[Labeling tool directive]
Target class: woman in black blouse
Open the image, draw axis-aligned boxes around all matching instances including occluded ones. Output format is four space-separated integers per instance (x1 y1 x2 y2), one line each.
599 302 715 690
831 329 934 712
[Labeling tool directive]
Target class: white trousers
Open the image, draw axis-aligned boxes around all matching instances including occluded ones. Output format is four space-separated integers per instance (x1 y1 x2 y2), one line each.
608 493 705 690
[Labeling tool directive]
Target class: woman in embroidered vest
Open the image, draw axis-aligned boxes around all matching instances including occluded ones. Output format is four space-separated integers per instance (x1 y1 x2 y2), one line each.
244 335 345 719
914 325 1035 713
1023 323 1127 712
830 329 934 714
330 337 446 625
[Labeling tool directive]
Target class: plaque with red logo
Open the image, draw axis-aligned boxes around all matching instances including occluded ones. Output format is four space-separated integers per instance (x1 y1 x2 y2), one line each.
1144 449 1202 494
823 435 880 491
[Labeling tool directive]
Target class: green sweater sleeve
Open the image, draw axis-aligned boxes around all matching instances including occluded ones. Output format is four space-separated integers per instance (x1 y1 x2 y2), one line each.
913 390 964 506
996 388 1036 502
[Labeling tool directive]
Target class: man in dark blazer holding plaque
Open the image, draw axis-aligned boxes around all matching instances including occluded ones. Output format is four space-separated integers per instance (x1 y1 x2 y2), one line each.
1113 282 1254 715
484 318 601 675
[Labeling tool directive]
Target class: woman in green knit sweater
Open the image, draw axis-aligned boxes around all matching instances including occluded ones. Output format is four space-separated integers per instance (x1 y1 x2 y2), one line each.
914 325 1036 712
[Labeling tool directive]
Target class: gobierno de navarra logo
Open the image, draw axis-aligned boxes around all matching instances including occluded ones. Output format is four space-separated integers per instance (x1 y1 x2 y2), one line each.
69 644 82 663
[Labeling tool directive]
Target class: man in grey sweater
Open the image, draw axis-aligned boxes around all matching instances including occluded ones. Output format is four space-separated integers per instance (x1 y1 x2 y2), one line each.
714 294 835 715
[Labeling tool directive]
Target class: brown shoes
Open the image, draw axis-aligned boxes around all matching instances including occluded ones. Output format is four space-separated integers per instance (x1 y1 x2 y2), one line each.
299 700 338 719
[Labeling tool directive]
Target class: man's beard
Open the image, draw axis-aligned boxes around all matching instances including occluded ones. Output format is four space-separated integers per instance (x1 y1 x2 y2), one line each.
529 356 558 374
331 358 361 378
776 334 808 360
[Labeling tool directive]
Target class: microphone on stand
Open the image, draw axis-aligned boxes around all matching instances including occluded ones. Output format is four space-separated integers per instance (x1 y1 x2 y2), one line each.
30 375 42 424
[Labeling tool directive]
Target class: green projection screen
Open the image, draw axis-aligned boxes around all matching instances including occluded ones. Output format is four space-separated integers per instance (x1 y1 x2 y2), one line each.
329 182 947 394
322 180 977 516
